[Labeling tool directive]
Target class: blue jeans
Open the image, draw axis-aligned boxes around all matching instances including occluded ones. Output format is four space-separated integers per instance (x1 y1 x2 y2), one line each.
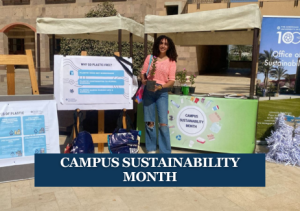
143 86 171 153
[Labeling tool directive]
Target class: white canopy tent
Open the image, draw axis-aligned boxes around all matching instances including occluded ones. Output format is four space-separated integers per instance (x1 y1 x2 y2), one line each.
36 14 149 43
35 14 152 88
143 4 262 97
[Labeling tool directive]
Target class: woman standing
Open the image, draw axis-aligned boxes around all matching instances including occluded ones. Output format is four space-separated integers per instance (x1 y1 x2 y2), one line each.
141 35 177 154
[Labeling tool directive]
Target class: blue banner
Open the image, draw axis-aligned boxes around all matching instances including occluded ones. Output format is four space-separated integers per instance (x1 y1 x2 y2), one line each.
78 70 124 77
258 17 300 90
78 88 124 95
0 117 22 137
78 79 124 86
35 154 265 187
0 137 23 159
24 135 47 156
23 116 45 135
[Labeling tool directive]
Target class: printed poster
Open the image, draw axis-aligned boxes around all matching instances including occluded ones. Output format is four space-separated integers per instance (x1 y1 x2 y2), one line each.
0 100 59 167
167 95 258 153
258 16 300 92
60 56 132 105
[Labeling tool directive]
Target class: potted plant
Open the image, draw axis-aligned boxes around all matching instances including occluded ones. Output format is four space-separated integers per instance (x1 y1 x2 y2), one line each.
173 71 182 94
179 68 189 95
146 56 158 91
189 74 196 94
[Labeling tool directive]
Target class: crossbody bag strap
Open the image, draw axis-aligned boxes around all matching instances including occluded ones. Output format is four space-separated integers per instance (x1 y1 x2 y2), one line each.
146 55 153 77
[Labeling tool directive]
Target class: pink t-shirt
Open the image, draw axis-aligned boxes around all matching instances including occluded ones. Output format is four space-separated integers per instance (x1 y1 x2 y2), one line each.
141 55 176 85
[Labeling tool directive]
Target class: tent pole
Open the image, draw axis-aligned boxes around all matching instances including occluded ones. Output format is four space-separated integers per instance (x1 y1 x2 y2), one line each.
52 34 55 86
130 33 133 58
144 34 147 59
154 33 157 41
52 34 55 71
37 33 41 87
250 28 259 98
118 29 122 57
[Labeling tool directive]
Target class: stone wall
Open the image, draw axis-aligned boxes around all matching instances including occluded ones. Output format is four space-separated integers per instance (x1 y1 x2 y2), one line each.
0 0 197 74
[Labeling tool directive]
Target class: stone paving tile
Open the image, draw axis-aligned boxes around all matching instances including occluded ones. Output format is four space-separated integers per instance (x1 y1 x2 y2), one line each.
196 187 227 200
1 205 36 211
35 201 60 211
256 184 291 197
54 189 80 209
99 195 130 211
72 187 96 198
1 160 300 211
11 192 56 208
0 195 12 211
254 191 300 210
10 180 32 199
0 182 11 198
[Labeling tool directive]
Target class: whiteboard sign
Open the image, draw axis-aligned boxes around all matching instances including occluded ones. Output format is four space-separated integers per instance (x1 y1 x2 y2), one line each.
54 55 134 110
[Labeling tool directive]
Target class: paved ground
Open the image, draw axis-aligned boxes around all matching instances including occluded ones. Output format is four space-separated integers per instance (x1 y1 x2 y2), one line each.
1 157 300 211
194 75 251 95
1 69 299 100
0 69 53 95
2 136 293 211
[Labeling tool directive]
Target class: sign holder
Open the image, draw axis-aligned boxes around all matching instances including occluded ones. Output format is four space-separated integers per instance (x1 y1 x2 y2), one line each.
72 51 127 153
0 49 39 95
0 94 55 183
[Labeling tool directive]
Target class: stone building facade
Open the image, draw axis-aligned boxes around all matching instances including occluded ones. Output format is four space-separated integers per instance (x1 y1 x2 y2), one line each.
0 0 197 75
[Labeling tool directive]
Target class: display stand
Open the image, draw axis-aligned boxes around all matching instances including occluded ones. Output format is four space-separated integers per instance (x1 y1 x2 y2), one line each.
72 51 127 153
0 49 39 95
0 51 44 182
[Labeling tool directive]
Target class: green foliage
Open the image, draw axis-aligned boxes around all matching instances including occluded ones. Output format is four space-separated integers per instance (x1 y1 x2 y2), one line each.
258 49 281 88
60 38 153 75
150 56 158 77
59 2 153 76
189 74 196 86
85 2 117 17
176 69 187 85
269 83 275 92
241 55 249 61
230 45 252 61
270 66 288 93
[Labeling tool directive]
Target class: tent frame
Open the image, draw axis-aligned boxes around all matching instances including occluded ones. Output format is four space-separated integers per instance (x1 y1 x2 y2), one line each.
144 29 260 98
36 29 134 88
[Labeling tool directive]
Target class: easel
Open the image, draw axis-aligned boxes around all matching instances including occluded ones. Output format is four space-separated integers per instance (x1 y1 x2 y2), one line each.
72 51 127 153
0 50 39 95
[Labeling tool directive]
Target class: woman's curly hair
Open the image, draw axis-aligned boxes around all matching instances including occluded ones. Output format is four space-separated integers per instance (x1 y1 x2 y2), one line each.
152 35 178 62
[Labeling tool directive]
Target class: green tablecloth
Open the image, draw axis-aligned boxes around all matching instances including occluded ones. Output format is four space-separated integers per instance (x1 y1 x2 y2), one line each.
137 94 258 153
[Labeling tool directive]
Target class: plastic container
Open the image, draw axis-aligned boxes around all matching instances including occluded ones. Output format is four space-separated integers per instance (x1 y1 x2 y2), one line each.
146 80 156 91
182 86 189 95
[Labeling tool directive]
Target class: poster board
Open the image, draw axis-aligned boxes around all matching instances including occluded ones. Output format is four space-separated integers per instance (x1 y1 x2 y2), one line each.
0 95 59 183
54 55 134 110
258 16 300 93
137 95 258 153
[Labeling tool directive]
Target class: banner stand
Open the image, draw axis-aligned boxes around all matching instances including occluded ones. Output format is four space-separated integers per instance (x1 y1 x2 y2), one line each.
73 51 128 153
0 49 39 95
0 95 54 183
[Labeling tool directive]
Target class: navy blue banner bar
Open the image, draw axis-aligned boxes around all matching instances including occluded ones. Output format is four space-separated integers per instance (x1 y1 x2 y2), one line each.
35 154 265 187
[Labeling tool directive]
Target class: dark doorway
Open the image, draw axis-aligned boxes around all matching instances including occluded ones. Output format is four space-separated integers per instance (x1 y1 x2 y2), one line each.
9 38 25 55
166 6 178 15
